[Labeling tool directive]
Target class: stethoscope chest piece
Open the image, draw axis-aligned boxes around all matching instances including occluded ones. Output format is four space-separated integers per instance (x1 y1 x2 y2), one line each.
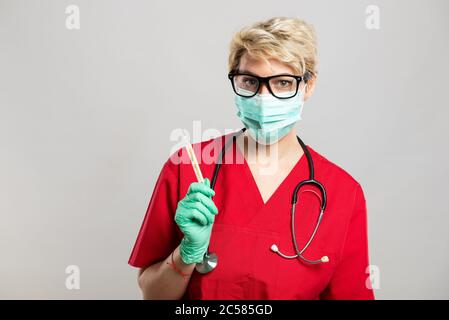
195 252 218 274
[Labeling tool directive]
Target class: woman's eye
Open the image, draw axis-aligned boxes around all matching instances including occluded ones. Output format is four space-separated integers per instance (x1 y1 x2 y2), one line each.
277 80 292 87
243 79 257 86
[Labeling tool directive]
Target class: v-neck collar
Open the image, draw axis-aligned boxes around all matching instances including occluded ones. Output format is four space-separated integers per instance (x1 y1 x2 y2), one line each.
234 137 308 208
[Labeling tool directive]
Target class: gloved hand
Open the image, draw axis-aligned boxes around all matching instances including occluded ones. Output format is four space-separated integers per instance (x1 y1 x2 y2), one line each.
175 178 218 264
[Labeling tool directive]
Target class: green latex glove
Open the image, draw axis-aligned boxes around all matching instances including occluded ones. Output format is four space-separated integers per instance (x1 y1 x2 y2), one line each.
175 178 218 264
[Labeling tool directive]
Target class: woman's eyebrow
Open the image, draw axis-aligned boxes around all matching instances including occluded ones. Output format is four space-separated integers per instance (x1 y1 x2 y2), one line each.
238 69 259 76
238 70 295 77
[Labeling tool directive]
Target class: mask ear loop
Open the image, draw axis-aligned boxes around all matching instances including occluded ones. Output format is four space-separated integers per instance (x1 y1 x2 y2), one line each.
300 70 312 99
300 83 308 98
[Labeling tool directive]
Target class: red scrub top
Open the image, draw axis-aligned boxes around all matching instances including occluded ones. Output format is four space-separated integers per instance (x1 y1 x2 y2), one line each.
128 133 375 300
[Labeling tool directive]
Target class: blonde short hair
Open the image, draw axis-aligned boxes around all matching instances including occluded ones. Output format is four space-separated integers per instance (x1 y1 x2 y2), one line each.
228 17 318 79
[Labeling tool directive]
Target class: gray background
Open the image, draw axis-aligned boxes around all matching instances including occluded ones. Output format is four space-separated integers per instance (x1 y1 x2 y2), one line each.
1 0 448 299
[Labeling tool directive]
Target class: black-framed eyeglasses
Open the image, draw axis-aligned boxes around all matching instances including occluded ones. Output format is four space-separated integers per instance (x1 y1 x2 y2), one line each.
228 70 307 99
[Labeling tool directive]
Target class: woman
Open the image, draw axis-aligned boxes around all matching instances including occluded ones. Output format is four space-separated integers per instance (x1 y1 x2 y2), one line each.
128 17 375 300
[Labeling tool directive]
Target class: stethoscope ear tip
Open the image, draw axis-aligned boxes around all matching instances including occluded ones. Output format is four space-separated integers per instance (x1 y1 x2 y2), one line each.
270 244 279 253
321 256 329 263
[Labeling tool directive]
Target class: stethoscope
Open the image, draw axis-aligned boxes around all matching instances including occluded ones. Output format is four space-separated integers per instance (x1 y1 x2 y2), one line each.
195 128 329 274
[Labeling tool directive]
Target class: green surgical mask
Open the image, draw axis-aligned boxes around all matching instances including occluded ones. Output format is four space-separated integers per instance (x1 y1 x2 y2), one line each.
234 87 306 145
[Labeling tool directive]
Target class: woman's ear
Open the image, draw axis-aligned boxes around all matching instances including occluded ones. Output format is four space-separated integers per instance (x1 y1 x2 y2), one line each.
303 74 317 101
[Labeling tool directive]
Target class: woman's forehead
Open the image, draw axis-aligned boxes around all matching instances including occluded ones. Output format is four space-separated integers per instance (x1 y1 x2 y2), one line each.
239 53 296 76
